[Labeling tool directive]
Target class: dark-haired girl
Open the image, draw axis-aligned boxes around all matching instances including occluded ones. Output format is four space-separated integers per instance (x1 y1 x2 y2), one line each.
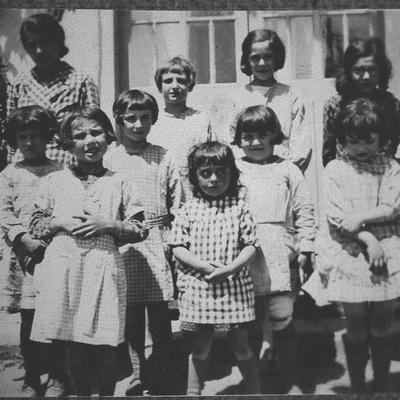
233 105 315 394
7 13 99 167
223 29 311 172
317 98 400 393
169 141 261 395
29 107 148 396
0 105 63 396
323 37 400 166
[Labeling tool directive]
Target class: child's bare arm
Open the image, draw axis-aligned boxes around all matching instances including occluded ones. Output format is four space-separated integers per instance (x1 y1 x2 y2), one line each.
206 245 256 283
338 205 398 235
173 246 215 275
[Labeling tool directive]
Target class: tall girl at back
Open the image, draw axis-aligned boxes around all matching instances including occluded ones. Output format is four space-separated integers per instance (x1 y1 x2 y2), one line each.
169 141 261 395
232 105 315 394
317 98 400 393
219 29 311 172
29 107 148 396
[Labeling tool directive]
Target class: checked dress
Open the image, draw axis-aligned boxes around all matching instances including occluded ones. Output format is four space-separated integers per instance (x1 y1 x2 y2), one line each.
169 195 258 325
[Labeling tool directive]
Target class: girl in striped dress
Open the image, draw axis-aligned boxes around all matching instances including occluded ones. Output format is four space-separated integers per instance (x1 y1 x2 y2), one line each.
169 141 261 395
317 98 400 393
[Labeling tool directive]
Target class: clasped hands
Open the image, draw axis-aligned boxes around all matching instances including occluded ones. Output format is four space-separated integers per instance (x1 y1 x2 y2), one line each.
204 261 233 284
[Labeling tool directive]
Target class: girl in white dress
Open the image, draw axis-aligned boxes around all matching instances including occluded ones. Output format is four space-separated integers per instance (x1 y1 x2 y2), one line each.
29 107 148 396
169 141 261 395
233 105 315 394
317 98 400 393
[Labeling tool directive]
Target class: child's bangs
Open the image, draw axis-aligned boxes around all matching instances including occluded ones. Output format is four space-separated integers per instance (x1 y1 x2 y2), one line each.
344 111 384 139
127 98 153 112
240 112 275 134
193 146 230 169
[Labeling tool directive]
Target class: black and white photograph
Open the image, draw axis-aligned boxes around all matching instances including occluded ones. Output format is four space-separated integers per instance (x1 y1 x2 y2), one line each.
1 2 400 397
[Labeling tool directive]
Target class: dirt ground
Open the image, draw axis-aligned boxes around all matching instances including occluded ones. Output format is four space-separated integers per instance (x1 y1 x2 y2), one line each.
3 298 400 397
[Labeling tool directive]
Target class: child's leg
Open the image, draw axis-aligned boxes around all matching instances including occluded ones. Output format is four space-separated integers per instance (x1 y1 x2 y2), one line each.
65 341 91 396
247 295 265 361
125 304 147 390
342 302 369 393
227 327 261 394
268 292 299 394
186 330 213 395
20 309 43 392
147 301 173 394
96 345 118 396
369 300 396 392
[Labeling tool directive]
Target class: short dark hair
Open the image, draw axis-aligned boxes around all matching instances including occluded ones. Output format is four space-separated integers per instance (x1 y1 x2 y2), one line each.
188 141 240 199
59 107 116 150
240 29 286 76
20 13 69 58
334 98 389 148
232 105 285 146
113 89 159 126
154 56 196 92
336 37 392 96
4 105 57 148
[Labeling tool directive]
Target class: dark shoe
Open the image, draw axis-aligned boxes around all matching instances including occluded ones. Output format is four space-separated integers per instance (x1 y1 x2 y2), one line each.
342 334 369 393
45 379 66 397
125 379 144 396
370 335 393 393
21 384 38 397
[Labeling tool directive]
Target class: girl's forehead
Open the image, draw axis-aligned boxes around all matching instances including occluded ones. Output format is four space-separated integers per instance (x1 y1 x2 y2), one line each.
250 40 273 53
16 127 42 135
71 117 103 131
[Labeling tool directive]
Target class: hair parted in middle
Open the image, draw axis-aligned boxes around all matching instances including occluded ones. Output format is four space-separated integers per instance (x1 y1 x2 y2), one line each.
240 29 286 76
113 89 159 125
59 106 116 150
336 37 392 97
4 105 58 148
232 105 285 146
188 141 241 199
334 98 389 148
20 13 69 58
154 56 196 92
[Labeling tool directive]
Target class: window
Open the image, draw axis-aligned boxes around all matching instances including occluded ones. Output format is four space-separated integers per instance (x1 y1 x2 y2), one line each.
321 11 380 78
116 10 247 91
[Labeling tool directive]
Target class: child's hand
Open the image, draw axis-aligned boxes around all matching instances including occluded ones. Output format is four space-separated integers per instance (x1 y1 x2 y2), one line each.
20 234 46 255
205 266 231 283
71 213 111 238
338 215 363 235
367 241 388 277
298 252 314 284
51 216 86 234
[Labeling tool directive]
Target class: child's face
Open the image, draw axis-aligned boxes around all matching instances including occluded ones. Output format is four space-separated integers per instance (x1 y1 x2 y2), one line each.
344 133 380 162
161 71 189 106
248 41 275 82
17 129 47 160
196 164 231 199
121 109 152 142
70 118 108 163
350 56 379 94
240 131 274 162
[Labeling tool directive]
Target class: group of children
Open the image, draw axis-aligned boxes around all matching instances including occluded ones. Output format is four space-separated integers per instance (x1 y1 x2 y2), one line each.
1 32 400 399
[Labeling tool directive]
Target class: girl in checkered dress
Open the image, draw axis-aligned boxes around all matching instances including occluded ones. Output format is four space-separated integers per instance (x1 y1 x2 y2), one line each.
29 107 148 396
104 89 182 395
169 141 261 395
316 98 400 393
